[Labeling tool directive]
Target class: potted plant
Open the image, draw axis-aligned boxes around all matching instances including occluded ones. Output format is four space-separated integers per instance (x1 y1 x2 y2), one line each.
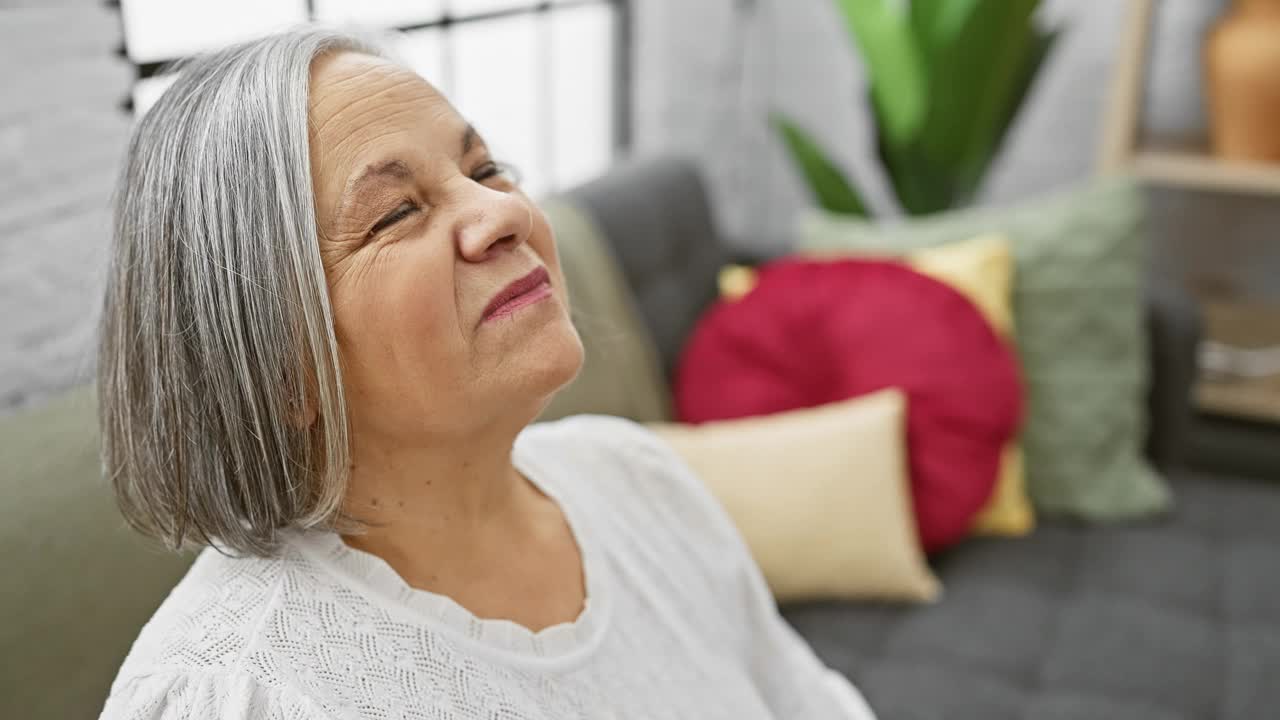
774 0 1057 217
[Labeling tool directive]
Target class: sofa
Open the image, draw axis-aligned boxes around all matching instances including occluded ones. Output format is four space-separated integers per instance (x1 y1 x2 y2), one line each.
3 156 1278 720
560 158 1280 720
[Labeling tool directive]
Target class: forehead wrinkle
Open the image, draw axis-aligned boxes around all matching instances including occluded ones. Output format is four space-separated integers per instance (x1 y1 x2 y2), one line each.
311 74 428 148
319 101 423 172
343 74 430 126
308 60 387 127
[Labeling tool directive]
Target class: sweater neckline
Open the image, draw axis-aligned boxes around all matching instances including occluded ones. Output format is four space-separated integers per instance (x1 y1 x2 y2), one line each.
286 442 610 667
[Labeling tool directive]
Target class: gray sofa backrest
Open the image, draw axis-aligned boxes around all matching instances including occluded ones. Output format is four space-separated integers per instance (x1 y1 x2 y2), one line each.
565 156 730 378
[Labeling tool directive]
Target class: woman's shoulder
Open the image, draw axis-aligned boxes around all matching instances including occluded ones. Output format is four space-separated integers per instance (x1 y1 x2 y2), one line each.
98 666 322 720
104 548 294 708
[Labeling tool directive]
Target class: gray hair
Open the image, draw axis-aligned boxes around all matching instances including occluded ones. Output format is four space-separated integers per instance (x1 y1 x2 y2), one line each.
99 27 388 557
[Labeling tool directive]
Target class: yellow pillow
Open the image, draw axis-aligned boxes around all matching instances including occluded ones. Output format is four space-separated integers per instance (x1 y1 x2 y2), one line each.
904 234 1014 334
649 389 941 603
902 236 1032 536
727 235 1034 537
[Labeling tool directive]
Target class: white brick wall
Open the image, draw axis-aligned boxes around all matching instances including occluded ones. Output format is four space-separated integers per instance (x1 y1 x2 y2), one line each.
1 2 131 414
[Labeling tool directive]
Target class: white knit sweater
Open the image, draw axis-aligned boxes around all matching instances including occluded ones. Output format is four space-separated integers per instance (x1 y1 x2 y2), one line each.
98 415 875 719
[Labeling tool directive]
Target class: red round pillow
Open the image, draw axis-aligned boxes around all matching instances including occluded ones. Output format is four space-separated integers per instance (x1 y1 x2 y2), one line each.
674 258 1022 553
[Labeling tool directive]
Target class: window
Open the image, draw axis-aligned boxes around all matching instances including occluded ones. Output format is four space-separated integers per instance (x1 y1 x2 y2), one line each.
118 0 626 195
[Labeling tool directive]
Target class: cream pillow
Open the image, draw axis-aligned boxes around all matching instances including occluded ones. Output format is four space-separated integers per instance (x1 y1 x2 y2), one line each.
649 389 940 603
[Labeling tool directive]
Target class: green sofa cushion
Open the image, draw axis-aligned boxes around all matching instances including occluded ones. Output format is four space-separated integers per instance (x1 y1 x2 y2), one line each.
799 177 1172 520
0 386 197 719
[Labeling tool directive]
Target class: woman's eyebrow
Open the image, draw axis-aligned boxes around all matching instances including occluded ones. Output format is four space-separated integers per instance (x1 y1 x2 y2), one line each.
333 125 479 224
335 159 414 223
461 124 477 155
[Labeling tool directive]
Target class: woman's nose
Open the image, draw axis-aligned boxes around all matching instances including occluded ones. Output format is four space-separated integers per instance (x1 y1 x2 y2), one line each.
455 185 533 262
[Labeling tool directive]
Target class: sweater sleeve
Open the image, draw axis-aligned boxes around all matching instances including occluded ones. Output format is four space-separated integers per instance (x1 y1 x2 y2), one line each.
736 560 879 720
598 417 878 720
98 670 330 720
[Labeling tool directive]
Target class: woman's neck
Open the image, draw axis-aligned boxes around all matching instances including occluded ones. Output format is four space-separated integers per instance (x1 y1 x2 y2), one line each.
337 420 535 567
333 416 589 631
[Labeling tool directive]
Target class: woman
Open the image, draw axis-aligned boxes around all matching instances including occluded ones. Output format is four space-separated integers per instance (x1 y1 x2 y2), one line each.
97 27 874 720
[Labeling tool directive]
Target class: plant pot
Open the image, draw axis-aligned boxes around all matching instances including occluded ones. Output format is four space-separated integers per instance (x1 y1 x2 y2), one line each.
1205 0 1280 163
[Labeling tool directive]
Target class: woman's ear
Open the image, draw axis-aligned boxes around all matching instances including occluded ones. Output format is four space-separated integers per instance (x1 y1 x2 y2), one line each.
290 392 318 429
288 368 319 430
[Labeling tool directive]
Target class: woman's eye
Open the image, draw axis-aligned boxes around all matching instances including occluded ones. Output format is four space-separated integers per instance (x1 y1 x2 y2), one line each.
471 161 518 186
369 202 418 236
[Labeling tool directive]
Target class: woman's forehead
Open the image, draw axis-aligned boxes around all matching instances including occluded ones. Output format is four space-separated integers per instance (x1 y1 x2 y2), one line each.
309 50 456 138
308 51 466 217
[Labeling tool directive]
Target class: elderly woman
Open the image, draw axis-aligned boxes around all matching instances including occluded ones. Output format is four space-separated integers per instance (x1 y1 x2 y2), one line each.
96 27 873 720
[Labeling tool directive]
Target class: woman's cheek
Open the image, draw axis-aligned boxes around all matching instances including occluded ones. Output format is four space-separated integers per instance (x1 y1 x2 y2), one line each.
527 214 566 294
385 252 455 342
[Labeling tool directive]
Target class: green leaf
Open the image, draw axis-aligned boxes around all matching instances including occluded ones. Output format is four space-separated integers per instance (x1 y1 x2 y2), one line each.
958 26 1058 193
909 0 982 61
909 0 1046 208
770 113 869 217
864 88 952 215
810 0 1053 215
1003 27 1059 136
832 0 927 147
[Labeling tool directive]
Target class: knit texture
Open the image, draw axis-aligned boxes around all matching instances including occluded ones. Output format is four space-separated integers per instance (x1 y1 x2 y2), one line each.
98 416 873 720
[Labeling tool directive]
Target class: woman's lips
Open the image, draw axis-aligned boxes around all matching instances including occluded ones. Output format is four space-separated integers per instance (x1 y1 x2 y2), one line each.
482 266 553 323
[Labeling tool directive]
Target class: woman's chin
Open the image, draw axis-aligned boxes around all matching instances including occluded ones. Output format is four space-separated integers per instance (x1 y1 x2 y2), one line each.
488 295 582 380
485 310 583 406
527 320 586 397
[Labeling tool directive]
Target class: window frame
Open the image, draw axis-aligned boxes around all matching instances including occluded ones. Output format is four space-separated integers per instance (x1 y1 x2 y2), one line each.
112 0 632 174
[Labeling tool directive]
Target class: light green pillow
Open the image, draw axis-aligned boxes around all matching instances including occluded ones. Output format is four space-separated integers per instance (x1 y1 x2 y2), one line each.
538 199 672 423
0 386 198 720
800 177 1171 520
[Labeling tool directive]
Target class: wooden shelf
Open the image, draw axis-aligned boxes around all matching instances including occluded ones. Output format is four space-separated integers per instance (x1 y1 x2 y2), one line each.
1195 301 1280 424
1100 0 1280 197
1196 378 1280 424
1100 1 1280 420
1132 146 1280 197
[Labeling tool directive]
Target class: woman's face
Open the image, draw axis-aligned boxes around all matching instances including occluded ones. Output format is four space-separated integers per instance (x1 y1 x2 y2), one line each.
308 51 583 445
